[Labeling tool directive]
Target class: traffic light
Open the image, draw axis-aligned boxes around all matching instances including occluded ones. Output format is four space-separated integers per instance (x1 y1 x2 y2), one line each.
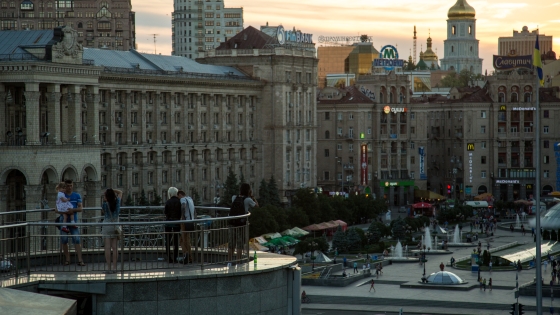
447 184 451 194
509 303 516 315
518 303 524 315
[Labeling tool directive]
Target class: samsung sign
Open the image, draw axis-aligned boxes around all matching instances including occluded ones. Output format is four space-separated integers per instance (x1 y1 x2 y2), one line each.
373 45 404 70
277 26 313 45
493 55 532 70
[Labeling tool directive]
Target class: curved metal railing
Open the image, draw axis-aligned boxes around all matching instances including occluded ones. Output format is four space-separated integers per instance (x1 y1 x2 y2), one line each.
0 206 249 283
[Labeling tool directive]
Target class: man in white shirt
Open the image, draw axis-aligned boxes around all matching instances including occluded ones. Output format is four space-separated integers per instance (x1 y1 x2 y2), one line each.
178 190 196 263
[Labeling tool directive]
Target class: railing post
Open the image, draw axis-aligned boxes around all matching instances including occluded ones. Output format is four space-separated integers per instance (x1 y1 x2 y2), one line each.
200 224 204 270
121 224 125 274
15 233 19 277
26 230 31 275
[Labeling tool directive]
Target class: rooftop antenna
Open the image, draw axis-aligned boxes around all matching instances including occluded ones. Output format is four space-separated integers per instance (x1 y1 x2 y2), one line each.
413 25 417 64
150 34 158 54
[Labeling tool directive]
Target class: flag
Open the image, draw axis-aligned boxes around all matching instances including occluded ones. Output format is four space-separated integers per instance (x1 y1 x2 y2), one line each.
533 33 544 86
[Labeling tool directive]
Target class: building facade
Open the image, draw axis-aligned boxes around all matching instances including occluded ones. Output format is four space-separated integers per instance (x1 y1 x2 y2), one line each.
0 26 266 219
0 0 135 50
498 26 553 56
439 0 483 74
171 0 243 58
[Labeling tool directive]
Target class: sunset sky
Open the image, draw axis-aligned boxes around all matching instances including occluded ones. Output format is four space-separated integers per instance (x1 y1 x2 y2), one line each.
133 0 560 73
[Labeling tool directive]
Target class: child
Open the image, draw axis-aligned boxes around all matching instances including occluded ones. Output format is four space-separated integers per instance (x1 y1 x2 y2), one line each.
56 182 74 233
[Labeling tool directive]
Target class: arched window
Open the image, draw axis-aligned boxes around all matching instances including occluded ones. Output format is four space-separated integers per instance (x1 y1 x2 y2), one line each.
389 92 394 103
87 21 93 29
511 93 518 102
468 25 472 34
524 93 531 102
77 22 83 28
451 46 454 53
470 46 473 52
498 92 505 103
452 26 456 35
325 130 330 139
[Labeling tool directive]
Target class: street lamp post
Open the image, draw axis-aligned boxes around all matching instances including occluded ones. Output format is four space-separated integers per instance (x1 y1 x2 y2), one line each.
421 245 428 281
310 241 317 270
450 156 460 202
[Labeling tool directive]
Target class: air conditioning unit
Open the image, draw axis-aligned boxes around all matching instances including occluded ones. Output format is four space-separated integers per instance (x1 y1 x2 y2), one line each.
147 139 152 143
289 103 293 108
188 124 193 129
121 166 126 171
102 102 108 107
162 140 167 144
82 103 87 109
149 99 153 104
134 141 139 145
119 123 123 128
120 104 125 109
103 126 108 131
81 126 86 131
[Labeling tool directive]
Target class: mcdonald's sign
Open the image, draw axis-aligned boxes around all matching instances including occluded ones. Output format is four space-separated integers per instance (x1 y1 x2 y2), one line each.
467 143 475 151
499 105 507 111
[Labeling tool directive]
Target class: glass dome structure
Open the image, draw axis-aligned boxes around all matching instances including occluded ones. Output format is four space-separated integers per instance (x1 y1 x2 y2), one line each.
425 271 465 284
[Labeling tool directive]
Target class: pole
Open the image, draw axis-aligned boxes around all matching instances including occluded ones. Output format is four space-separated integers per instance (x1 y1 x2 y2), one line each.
535 35 543 313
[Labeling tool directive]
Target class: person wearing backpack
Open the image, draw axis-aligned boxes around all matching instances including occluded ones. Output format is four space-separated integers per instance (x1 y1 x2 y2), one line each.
164 187 182 263
228 183 258 263
178 190 195 264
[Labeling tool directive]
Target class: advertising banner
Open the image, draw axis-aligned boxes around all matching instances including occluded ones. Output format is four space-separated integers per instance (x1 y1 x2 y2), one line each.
493 55 532 70
361 144 368 186
419 146 426 180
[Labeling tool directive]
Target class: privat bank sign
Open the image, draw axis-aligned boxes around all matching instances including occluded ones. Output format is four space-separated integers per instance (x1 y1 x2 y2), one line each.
276 26 313 45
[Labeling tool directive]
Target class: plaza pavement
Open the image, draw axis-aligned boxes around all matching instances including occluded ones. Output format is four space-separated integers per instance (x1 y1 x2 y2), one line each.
302 220 559 315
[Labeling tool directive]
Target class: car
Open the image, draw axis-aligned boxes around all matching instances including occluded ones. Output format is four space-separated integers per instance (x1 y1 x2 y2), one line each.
398 207 407 213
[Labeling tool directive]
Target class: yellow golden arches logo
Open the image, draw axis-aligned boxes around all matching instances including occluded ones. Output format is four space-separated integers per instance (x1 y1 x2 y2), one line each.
383 106 390 114
499 105 507 111
467 143 475 151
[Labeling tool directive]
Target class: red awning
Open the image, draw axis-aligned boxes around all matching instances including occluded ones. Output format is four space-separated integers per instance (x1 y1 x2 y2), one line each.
412 202 432 209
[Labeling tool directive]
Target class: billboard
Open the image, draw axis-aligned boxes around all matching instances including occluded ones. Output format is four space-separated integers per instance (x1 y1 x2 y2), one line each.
493 55 532 70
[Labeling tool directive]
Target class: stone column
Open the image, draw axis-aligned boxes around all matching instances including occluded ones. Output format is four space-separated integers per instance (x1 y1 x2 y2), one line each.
389 186 395 208
154 92 161 144
507 185 514 201
0 86 6 144
24 83 41 145
68 85 82 144
83 181 102 220
520 183 527 200
0 185 9 214
86 85 100 144
24 185 44 252
46 84 62 145
398 186 405 206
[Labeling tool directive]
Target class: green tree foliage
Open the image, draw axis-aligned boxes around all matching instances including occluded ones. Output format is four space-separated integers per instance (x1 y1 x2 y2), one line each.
293 237 329 256
267 175 282 207
292 188 321 224
220 169 239 207
332 226 349 251
124 194 134 206
268 205 290 232
286 207 309 228
367 222 381 244
248 206 279 238
346 228 362 250
150 192 162 206
439 69 484 88
391 218 406 241
138 189 149 206
257 179 270 206
239 173 246 187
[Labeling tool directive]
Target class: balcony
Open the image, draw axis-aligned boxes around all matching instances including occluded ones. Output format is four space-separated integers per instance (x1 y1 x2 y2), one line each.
455 132 463 139
389 134 397 139
400 149 407 154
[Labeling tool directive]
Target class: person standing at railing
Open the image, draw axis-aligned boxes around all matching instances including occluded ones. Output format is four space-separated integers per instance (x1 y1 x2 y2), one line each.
56 182 75 233
178 190 195 264
57 179 85 267
164 187 182 263
228 183 258 264
101 188 122 273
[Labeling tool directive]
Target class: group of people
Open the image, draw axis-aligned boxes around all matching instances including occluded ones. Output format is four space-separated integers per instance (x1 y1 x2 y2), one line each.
478 277 492 291
54 180 258 273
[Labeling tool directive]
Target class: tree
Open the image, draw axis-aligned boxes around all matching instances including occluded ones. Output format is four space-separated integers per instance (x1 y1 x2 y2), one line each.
150 192 162 206
439 69 483 88
138 189 149 206
257 179 270 206
248 206 279 238
292 188 321 224
286 207 309 228
332 226 349 252
267 175 282 207
392 218 406 241
346 228 362 250
124 194 134 206
367 222 381 244
239 173 246 186
220 169 239 207
268 205 290 232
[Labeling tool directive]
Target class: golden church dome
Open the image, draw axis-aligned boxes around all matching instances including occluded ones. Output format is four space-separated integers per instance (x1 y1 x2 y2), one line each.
423 37 438 62
447 0 476 19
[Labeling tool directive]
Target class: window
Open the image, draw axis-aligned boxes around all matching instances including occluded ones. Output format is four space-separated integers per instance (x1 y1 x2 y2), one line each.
480 111 486 118
410 142 415 149
544 110 549 118
545 170 550 178
324 171 330 181
410 112 415 119
349 113 354 120
480 125 486 134
349 144 353 152
325 130 330 139
325 112 330 120
481 156 486 164
410 156 415 164
481 171 486 178
544 140 550 148
452 25 456 35
337 127 342 136
544 126 549 134
544 156 550 164
324 149 329 157
337 143 342 150
367 128 372 135
410 126 415 134
337 113 342 121
481 141 486 149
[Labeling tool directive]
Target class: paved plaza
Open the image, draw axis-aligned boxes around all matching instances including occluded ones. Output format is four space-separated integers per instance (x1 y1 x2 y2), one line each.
302 220 558 315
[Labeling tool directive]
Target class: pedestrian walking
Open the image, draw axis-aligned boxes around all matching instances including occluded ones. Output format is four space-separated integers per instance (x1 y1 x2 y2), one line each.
353 261 358 273
482 278 487 291
489 261 492 272
521 224 526 236
545 260 549 272
440 262 444 271
369 279 375 292
510 224 514 232
489 278 492 291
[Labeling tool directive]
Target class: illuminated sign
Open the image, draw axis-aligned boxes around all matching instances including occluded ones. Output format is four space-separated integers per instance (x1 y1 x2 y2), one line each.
360 144 368 186
419 146 426 180
493 55 532 70
468 153 473 184
383 106 407 114
499 105 507 111
276 25 313 45
496 179 520 184
467 143 475 151
373 45 404 70
512 107 536 111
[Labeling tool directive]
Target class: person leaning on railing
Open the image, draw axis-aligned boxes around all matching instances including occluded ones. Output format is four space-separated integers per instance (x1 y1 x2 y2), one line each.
57 179 86 267
178 190 196 264
164 187 182 263
227 183 258 264
101 188 122 274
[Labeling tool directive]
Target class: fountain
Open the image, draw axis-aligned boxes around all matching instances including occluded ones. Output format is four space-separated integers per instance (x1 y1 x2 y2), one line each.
424 226 432 251
388 240 416 262
515 214 521 228
394 241 403 258
434 235 438 250
453 224 461 243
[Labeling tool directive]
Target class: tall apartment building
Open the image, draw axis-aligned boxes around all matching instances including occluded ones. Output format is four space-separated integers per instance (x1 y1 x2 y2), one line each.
498 26 553 56
172 0 243 58
0 0 135 50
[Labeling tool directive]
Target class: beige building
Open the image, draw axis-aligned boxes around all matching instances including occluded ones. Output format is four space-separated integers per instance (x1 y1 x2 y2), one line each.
0 0 135 50
498 26 553 56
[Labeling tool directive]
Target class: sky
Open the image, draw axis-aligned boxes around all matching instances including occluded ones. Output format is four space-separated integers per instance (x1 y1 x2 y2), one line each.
133 0 560 73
